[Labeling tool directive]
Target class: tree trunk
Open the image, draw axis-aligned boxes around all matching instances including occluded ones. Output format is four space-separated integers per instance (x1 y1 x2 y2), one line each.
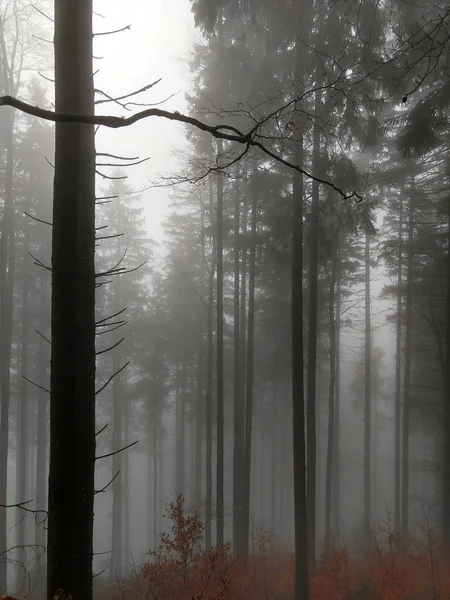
205 177 215 549
394 199 403 535
216 138 224 546
270 356 277 534
47 2 96 599
306 94 320 563
233 167 245 554
331 260 341 545
110 339 123 580
363 232 372 544
123 397 130 573
401 186 414 543
324 254 337 552
16 236 30 587
153 419 158 550
194 351 203 511
243 177 257 554
35 275 49 551
0 103 16 594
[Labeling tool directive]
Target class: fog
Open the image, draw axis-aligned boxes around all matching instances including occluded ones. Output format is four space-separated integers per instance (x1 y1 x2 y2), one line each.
0 0 448 598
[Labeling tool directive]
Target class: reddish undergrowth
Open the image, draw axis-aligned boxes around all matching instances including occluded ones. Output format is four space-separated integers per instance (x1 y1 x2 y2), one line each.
98 497 450 600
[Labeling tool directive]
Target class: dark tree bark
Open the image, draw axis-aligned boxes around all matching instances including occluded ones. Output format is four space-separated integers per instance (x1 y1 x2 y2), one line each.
35 276 49 551
0 105 15 596
324 254 337 552
204 177 215 550
216 138 224 546
194 350 203 511
401 186 414 543
363 232 372 544
110 338 123 580
292 158 309 600
232 167 245 554
394 199 403 535
243 177 257 554
331 258 341 544
306 91 320 564
16 236 30 585
47 2 96 599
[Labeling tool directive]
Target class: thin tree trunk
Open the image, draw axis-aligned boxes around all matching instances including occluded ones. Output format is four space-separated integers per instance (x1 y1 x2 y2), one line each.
401 186 414 543
35 276 48 551
216 138 224 546
194 351 203 511
47 2 96 599
270 357 277 533
233 167 245 554
16 237 30 587
110 340 123 580
394 199 403 535
306 93 320 563
292 153 309 600
363 232 372 544
324 254 337 552
331 259 341 544
205 177 215 549
243 178 257 554
0 103 15 593
153 419 158 550
123 397 130 574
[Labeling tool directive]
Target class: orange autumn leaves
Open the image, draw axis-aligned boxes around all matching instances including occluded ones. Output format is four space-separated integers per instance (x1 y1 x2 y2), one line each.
116 496 450 600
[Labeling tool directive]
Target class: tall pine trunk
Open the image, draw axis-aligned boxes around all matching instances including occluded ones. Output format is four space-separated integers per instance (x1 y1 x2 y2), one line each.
332 256 341 543
216 139 224 545
47 2 96 599
204 176 215 549
35 275 48 551
243 177 257 554
233 168 245 553
324 254 337 551
395 199 403 535
306 90 321 564
16 237 30 587
363 232 372 543
401 186 414 543
110 338 123 580
0 103 16 594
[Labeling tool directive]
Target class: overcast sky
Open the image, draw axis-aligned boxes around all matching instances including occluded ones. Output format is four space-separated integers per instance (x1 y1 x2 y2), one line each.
93 0 201 242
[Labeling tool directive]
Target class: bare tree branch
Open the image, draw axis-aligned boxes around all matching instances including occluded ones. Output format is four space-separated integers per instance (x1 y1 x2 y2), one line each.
0 94 361 199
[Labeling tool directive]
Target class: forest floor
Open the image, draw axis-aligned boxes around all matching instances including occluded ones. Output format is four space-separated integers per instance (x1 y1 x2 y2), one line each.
95 498 449 600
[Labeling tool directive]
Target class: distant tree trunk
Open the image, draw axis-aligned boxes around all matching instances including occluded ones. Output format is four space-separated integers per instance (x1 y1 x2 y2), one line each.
47 2 96 599
401 186 414 543
152 412 158 550
270 356 277 533
324 253 337 552
233 167 245 554
394 199 403 535
216 138 225 546
443 180 450 549
35 276 48 551
331 258 341 544
240 189 248 413
123 398 130 573
16 237 30 586
110 339 123 580
243 178 257 554
175 362 186 496
0 104 16 595
205 177 215 549
306 94 320 563
194 351 203 511
292 154 309 600
363 231 372 543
